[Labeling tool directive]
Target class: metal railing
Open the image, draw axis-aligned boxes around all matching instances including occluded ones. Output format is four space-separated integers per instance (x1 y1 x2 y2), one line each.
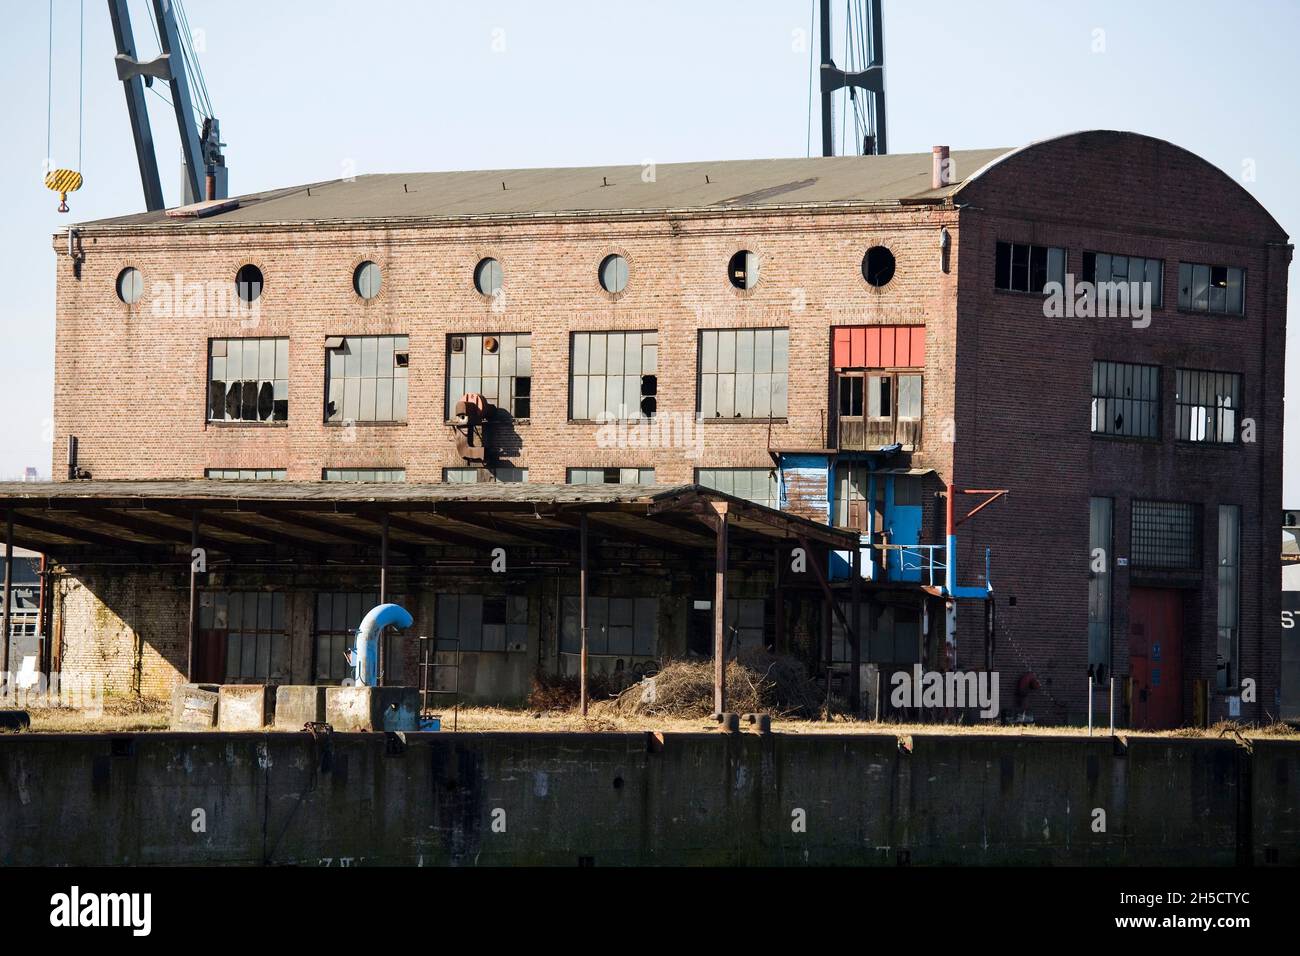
866 541 945 587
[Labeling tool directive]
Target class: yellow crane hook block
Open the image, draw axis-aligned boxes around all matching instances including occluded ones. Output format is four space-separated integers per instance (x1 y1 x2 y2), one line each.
45 169 83 213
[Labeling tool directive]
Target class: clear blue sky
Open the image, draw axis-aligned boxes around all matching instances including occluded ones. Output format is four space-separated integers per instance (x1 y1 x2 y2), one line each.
2 0 1295 504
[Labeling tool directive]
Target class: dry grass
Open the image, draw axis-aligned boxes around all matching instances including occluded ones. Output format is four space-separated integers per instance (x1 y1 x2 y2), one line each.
444 707 1300 739
8 693 1300 740
19 695 170 734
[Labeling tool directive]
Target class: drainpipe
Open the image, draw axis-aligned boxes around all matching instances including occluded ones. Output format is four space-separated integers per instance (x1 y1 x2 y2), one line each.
353 603 413 687
944 468 958 670
945 472 957 596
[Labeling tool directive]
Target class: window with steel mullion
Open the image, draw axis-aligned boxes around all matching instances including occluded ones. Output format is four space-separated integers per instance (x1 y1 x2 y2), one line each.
1010 243 1030 291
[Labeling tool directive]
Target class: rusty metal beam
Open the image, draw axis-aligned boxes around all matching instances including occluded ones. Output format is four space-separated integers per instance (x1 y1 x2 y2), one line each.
2 510 12 678
356 512 484 550
188 512 199 681
267 511 418 558
579 514 589 717
956 489 1009 527
155 507 332 556
712 501 728 716
9 511 165 554
81 508 194 546
796 533 860 649
423 509 567 548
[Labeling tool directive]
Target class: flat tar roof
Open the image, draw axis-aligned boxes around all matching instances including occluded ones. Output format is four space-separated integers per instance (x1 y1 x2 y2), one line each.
73 150 1012 230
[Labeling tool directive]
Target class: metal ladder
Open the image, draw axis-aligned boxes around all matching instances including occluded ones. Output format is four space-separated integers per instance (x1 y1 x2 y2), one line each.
417 635 460 732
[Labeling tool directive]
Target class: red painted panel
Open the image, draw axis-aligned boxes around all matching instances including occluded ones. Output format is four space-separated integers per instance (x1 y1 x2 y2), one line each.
1128 587 1184 729
910 327 925 368
865 327 881 367
895 328 911 366
833 327 851 368
850 327 865 367
833 326 926 368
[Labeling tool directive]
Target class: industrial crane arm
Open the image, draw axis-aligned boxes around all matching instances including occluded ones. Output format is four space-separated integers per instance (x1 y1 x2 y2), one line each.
106 0 226 211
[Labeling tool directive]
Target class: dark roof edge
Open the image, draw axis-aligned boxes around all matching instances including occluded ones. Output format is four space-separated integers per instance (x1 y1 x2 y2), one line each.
60 197 953 240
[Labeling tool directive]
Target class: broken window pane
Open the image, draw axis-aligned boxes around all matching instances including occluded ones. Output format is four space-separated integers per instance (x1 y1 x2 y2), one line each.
698 328 788 419
1178 260 1242 315
1091 360 1160 439
568 331 656 420
208 338 289 424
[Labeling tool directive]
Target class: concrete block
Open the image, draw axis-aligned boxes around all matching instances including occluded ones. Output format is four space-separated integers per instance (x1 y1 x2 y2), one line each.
216 685 274 731
170 683 219 731
324 686 419 732
274 685 327 729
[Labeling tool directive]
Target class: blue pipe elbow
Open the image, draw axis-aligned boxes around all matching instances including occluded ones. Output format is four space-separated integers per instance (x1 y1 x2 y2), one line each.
354 603 413 686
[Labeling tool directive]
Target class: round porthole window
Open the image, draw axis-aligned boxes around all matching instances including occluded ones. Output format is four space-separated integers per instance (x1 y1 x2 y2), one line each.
474 257 503 296
354 260 382 299
116 267 143 305
235 264 264 303
599 254 628 294
863 246 896 287
728 250 759 290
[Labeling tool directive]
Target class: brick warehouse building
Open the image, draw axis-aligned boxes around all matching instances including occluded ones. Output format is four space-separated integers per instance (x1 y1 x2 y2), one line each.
18 129 1289 726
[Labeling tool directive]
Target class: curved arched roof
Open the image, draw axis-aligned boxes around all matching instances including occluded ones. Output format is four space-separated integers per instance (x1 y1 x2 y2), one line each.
956 129 1287 242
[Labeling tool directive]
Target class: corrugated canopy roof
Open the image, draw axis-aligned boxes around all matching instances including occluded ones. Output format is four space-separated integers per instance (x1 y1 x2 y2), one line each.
74 150 1011 229
0 480 856 561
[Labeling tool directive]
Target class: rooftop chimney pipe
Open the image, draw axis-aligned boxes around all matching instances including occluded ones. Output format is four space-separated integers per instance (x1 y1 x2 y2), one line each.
932 146 952 189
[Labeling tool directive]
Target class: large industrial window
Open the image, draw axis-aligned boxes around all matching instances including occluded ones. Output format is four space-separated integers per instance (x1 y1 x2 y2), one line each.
322 468 406 482
1177 262 1245 315
1216 505 1241 692
205 468 286 480
695 468 779 509
325 335 409 423
698 328 789 419
1130 500 1200 570
436 593 528 653
570 331 657 420
994 241 1066 293
560 596 658 656
314 591 405 683
198 591 288 683
1088 497 1113 678
444 467 528 483
1091 361 1160 439
567 467 654 485
208 338 288 423
1082 251 1163 308
447 333 531 418
1175 369 1241 444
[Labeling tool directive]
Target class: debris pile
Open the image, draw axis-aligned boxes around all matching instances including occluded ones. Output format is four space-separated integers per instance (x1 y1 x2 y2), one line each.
597 650 821 719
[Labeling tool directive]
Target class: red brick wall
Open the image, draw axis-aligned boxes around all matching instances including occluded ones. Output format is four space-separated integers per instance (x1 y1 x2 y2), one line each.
52 205 957 486
954 131 1290 724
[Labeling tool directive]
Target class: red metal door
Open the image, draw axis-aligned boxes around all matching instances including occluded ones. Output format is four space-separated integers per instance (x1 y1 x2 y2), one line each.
1128 588 1183 729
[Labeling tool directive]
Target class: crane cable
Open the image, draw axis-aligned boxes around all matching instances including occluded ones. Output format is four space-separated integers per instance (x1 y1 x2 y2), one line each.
44 0 86 211
78 0 84 172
